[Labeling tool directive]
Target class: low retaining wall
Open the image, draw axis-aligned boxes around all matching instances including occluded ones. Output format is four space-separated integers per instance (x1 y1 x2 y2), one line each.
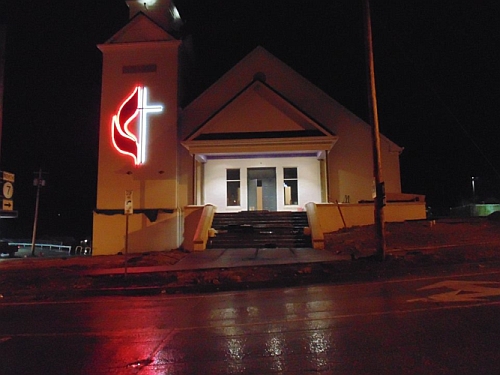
306 201 427 249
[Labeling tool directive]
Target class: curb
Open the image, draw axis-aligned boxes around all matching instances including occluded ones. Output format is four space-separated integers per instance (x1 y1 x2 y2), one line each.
2 243 500 302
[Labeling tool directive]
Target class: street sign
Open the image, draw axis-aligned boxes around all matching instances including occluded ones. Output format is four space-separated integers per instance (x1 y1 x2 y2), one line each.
2 171 15 183
2 199 13 211
33 178 46 186
125 190 133 214
1 172 15 209
3 181 13 199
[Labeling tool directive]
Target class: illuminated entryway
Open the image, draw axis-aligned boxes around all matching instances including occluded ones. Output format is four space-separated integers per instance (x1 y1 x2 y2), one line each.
201 154 323 212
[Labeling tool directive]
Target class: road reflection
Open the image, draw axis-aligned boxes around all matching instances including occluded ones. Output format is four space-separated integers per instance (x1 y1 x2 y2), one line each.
4 274 499 374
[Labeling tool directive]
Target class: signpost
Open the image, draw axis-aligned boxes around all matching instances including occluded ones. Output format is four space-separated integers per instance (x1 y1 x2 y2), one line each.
124 190 133 276
0 171 16 218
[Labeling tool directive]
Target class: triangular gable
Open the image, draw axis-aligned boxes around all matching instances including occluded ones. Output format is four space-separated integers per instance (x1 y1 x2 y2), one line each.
182 80 338 156
187 81 334 140
104 12 176 44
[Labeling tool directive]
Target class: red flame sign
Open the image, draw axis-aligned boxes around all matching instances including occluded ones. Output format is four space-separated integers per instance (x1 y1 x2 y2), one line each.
111 86 163 165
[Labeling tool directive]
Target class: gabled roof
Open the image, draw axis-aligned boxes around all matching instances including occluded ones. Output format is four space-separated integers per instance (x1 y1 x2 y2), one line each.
180 46 402 153
182 80 338 156
103 12 177 45
187 81 334 139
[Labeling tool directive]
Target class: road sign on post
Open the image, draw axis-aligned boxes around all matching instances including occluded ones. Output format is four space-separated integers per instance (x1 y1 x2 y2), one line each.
125 190 133 214
2 171 15 182
2 199 13 210
1 171 16 216
3 181 13 199
124 190 133 276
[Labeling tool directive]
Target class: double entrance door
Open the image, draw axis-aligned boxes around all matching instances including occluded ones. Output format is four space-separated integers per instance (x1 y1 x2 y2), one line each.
247 167 277 211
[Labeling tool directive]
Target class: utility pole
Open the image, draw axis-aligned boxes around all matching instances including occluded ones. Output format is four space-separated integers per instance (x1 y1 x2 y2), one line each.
31 168 46 256
363 0 386 261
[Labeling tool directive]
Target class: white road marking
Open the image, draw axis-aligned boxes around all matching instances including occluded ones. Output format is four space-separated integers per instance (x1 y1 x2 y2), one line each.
408 280 500 302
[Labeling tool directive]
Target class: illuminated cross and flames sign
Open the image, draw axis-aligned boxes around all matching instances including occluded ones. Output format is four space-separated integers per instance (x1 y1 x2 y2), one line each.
111 86 163 165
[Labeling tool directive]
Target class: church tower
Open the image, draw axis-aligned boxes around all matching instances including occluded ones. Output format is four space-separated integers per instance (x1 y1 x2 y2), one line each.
93 0 184 255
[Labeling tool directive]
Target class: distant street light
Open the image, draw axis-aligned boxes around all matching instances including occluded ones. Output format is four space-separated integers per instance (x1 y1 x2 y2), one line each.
471 176 476 203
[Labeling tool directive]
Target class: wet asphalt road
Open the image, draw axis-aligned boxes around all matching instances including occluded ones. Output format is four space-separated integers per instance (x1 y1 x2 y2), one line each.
1 268 500 374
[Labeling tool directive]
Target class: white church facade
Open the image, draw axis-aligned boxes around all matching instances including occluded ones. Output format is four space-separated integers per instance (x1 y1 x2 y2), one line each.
92 1 425 255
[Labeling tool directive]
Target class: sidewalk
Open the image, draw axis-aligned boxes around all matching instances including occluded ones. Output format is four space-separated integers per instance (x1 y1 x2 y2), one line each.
72 240 500 298
2 218 500 301
85 247 353 276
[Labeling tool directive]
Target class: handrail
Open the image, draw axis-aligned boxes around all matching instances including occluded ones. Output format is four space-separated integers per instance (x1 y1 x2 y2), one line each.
9 242 72 252
193 204 216 251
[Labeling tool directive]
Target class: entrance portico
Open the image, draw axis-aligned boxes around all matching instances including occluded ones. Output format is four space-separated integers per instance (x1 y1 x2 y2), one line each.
182 133 337 212
188 152 333 212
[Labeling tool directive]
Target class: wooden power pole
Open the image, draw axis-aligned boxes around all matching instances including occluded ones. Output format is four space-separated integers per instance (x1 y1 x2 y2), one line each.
364 0 386 261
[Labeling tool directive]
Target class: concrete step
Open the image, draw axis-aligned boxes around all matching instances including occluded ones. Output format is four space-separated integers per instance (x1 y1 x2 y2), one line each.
210 211 311 249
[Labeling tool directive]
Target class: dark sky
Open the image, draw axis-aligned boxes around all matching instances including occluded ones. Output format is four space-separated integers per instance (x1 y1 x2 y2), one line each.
1 0 499 240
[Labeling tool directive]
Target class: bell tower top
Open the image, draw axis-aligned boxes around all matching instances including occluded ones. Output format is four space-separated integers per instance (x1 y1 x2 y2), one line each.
125 0 183 32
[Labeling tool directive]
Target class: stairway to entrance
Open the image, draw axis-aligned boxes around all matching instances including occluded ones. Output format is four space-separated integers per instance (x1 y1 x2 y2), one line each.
208 211 312 249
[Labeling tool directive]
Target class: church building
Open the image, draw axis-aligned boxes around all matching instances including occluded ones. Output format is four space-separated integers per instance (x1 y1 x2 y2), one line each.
93 0 425 255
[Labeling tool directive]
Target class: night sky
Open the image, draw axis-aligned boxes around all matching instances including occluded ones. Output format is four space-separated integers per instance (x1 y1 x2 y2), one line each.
1 0 499 240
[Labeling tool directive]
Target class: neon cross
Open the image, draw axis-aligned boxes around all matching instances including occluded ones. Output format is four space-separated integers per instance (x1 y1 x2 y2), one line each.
111 86 163 165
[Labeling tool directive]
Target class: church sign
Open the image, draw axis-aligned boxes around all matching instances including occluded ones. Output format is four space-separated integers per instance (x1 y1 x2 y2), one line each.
111 86 163 165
